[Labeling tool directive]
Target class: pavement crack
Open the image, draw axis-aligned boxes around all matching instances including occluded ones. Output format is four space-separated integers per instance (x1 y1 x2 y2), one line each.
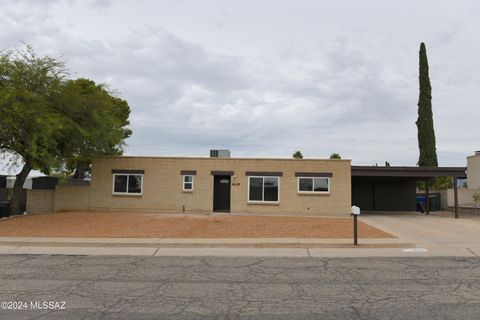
467 248 480 259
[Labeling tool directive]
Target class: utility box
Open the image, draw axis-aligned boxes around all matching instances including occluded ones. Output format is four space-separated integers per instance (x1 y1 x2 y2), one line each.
210 149 231 158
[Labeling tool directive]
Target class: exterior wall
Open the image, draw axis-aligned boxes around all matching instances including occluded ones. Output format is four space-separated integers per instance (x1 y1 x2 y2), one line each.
467 154 480 189
54 185 90 212
26 182 90 214
438 190 448 210
447 188 480 207
26 189 55 214
89 156 352 216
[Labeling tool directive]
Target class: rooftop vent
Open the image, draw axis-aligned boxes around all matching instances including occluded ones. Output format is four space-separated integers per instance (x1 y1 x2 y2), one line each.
210 149 230 158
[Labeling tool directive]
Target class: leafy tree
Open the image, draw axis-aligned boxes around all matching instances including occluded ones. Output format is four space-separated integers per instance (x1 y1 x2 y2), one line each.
55 78 131 179
0 47 65 213
330 153 341 159
0 46 131 214
433 176 453 190
417 177 453 191
416 42 438 167
292 150 303 159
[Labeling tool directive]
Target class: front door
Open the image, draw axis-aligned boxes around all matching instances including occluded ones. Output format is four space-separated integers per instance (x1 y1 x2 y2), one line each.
213 175 231 212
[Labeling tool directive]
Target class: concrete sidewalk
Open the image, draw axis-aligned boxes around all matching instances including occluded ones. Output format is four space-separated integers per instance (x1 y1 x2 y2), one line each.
0 244 479 257
0 233 478 257
0 235 420 257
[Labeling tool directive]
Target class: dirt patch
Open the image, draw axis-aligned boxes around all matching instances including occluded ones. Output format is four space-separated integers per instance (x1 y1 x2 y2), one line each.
0 211 393 238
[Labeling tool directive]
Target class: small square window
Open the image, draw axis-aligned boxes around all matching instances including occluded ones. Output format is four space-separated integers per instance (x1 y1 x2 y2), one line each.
183 175 194 191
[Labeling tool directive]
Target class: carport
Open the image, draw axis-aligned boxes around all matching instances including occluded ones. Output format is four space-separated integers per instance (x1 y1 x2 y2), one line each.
351 166 467 218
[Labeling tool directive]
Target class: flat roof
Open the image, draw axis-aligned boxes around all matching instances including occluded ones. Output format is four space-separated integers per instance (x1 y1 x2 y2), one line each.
352 166 467 178
94 155 351 162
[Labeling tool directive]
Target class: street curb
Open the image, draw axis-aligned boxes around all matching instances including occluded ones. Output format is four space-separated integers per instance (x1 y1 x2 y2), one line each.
0 241 413 249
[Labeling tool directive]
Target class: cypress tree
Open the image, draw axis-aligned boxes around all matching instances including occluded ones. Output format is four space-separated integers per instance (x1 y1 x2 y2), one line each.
416 42 438 167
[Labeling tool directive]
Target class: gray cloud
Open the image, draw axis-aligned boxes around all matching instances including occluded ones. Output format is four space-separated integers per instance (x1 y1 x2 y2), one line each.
1 0 479 175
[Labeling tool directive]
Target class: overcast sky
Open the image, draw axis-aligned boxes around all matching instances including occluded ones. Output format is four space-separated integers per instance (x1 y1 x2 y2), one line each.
1 0 479 167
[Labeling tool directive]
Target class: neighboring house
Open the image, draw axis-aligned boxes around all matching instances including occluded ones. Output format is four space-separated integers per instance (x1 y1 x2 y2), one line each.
467 152 480 189
446 151 480 211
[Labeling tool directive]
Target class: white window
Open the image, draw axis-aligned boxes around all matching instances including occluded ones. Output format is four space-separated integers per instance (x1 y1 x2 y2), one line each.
183 175 194 191
297 177 330 193
248 176 280 203
112 174 143 195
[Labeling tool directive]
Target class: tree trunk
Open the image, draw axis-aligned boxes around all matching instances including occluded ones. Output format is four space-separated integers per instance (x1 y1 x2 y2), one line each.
10 163 32 215
73 167 85 180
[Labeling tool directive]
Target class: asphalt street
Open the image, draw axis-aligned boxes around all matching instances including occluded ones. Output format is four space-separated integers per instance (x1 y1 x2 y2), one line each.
0 254 479 319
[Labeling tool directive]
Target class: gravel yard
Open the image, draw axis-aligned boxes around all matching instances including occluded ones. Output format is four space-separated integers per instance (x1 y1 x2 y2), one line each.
0 211 393 238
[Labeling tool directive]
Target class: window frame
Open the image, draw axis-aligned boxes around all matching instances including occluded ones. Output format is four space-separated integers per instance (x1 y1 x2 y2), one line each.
182 175 194 192
297 177 330 194
112 173 144 196
247 176 280 204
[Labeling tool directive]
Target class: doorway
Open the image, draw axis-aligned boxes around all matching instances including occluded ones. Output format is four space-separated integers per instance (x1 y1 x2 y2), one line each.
213 175 231 212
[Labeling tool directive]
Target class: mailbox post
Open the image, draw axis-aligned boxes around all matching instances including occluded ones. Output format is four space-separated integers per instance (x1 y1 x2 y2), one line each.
351 206 360 246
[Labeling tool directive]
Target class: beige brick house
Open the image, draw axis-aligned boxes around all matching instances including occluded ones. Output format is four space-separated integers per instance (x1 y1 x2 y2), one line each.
25 153 469 216
85 156 352 215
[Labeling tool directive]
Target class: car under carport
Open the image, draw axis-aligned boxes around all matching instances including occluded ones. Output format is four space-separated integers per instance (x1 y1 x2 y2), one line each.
351 166 467 218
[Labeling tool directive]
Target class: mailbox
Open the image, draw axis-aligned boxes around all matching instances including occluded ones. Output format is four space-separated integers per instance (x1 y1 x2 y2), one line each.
351 206 360 246
351 206 360 215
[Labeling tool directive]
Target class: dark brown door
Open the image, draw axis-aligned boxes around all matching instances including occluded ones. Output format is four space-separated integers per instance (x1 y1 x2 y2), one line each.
213 175 231 212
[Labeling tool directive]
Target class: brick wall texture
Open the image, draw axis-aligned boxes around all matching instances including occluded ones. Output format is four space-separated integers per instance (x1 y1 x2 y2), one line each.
26 190 55 214
88 156 352 216
467 154 480 189
54 185 90 212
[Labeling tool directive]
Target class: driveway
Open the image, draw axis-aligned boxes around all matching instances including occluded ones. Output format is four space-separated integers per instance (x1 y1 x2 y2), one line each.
362 212 480 256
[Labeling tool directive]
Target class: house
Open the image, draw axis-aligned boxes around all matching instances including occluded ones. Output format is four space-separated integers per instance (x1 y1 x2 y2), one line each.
87 155 352 215
24 150 469 217
467 151 480 189
445 151 480 213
